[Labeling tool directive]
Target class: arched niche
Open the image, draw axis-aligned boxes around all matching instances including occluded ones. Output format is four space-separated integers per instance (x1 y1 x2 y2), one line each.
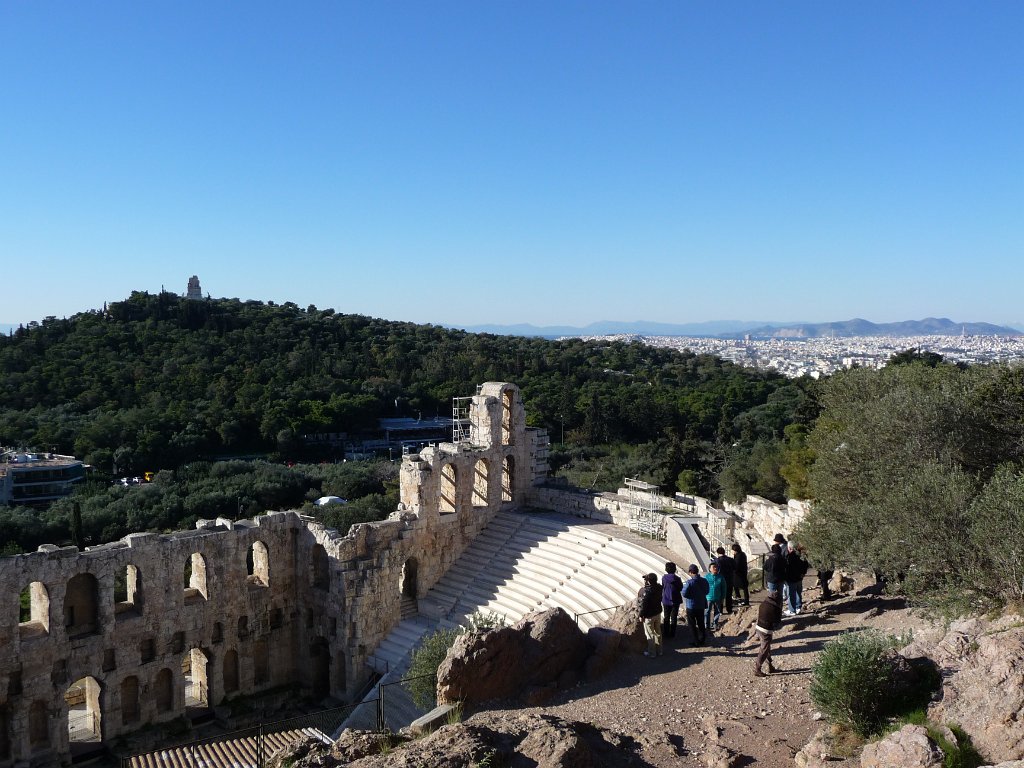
400 557 418 600
223 649 240 695
154 668 174 713
310 638 331 700
120 676 140 725
501 389 514 445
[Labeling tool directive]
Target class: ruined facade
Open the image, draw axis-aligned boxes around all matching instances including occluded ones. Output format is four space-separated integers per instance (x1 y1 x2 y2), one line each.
0 383 548 765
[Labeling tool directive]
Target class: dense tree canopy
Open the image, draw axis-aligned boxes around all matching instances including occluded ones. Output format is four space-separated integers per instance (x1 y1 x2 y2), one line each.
1 291 811 502
795 361 1024 613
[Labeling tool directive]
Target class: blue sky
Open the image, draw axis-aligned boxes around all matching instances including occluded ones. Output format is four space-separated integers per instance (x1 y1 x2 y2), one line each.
2 2 1021 328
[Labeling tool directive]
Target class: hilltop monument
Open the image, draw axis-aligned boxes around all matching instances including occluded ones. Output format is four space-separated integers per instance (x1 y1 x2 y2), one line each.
185 275 203 300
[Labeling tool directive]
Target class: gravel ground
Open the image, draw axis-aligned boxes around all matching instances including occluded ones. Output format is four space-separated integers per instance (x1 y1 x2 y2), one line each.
483 578 932 767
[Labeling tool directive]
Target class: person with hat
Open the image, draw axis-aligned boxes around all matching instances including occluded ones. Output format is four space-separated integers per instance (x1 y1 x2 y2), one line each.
682 563 709 646
637 573 663 657
763 543 787 596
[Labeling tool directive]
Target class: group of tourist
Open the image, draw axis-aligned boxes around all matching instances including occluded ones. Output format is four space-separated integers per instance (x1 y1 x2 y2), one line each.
637 532 820 679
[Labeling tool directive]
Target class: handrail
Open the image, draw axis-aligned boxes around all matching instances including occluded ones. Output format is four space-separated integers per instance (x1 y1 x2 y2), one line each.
572 605 621 626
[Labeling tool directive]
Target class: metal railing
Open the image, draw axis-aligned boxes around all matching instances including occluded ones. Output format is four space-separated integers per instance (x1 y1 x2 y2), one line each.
120 701 365 768
573 606 621 626
377 672 436 732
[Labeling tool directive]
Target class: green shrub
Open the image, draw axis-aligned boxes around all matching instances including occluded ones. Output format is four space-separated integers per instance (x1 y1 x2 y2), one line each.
811 630 937 736
403 612 507 710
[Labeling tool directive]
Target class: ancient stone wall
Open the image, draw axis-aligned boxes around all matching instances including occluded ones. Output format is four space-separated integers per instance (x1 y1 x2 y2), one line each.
724 495 809 544
0 382 544 766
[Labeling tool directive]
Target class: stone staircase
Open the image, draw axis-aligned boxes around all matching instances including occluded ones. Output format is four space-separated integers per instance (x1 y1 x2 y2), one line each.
339 511 676 734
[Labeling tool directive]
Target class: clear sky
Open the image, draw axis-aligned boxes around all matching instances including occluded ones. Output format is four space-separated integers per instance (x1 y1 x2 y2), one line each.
2 2 1022 329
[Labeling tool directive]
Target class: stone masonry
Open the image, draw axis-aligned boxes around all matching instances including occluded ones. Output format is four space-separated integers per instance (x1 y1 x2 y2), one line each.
0 383 548 766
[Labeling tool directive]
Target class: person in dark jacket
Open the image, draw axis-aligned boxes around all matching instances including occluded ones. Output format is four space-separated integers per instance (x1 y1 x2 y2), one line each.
682 564 710 646
763 543 786 596
817 566 835 600
753 591 783 677
731 542 750 606
714 546 736 614
661 562 684 639
784 543 809 615
638 573 663 657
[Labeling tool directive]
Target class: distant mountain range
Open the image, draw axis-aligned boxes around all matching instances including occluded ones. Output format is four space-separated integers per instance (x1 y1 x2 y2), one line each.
457 318 1023 339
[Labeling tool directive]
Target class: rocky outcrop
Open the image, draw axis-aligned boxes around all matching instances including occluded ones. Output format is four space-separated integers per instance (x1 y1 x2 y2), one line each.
601 599 647 653
269 712 650 768
437 607 588 706
927 617 1024 762
859 725 944 768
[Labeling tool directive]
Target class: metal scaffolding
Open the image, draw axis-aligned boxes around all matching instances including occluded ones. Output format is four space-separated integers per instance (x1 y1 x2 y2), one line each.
625 478 663 539
452 397 473 443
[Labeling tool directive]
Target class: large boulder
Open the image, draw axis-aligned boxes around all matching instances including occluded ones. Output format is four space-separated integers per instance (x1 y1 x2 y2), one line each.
929 618 1024 761
860 725 944 768
600 599 646 653
437 607 588 705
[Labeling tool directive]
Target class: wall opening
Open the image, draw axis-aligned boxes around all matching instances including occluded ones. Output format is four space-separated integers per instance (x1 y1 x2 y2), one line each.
335 652 348 700
400 558 418 599
212 622 223 644
246 541 270 587
501 389 513 445
440 463 457 515
237 616 249 640
154 668 173 713
310 638 330 700
64 573 100 637
223 649 239 694
502 455 515 503
120 676 140 725
183 552 208 601
472 459 489 507
65 676 102 745
253 640 270 686
182 647 209 708
18 581 50 638
311 544 330 590
114 564 143 617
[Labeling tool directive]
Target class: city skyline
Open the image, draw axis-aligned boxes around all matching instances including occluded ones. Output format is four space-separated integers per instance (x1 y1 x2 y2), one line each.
3 3 1022 328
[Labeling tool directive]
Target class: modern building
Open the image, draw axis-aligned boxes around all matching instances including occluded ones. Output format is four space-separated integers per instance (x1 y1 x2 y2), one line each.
0 451 86 506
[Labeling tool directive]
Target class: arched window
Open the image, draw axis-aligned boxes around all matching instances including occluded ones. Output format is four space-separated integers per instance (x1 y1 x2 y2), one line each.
154 668 174 713
502 455 515 503
66 676 102 744
237 615 249 640
311 544 330 590
115 564 143 617
18 581 50 638
184 553 208 601
223 649 239 694
439 463 457 515
64 573 100 637
246 541 270 587
472 459 489 508
501 389 513 445
120 677 140 725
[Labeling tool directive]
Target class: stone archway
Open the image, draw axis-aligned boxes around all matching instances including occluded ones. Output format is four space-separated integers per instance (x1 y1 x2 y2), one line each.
440 463 457 515
64 573 100 637
183 647 209 708
65 676 102 745
223 649 240 694
400 558 418 599
502 454 515 503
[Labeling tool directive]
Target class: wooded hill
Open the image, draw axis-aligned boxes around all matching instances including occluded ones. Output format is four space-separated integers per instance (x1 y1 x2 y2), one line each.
0 291 815 499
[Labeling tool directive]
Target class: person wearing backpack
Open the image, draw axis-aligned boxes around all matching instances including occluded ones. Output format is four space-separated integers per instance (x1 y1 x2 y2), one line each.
784 543 810 615
638 573 663 657
661 562 684 640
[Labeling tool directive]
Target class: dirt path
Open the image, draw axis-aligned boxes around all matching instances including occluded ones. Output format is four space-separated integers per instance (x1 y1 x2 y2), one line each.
491 581 930 767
